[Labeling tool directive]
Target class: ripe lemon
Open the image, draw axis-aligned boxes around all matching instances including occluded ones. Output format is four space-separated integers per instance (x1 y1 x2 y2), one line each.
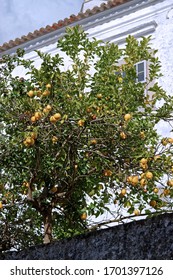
46 83 51 89
131 175 139 186
42 89 50 97
34 112 42 120
54 113 61 120
121 188 126 195
120 132 127 139
150 200 157 208
90 139 97 145
145 171 153 180
27 90 34 97
78 119 85 127
30 116 37 123
134 209 140 216
80 212 87 220
153 187 159 193
50 116 57 123
124 113 132 121
103 169 113 177
167 179 173 187
52 136 58 143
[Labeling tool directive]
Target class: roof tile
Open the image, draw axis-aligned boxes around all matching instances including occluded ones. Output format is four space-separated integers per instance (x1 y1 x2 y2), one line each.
0 0 130 53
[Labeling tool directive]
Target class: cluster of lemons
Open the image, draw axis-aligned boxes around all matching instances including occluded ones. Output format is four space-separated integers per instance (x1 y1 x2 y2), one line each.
27 83 61 124
27 83 51 98
23 132 37 147
24 83 62 147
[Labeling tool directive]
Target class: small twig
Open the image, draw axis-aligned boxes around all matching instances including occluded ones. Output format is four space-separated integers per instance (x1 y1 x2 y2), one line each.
74 167 97 182
55 131 73 159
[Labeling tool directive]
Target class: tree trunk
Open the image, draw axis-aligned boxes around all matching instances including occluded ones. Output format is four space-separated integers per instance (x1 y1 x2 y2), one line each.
42 207 53 244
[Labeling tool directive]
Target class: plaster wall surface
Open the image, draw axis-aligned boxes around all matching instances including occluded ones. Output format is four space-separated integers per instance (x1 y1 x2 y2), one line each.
86 0 173 94
14 1 173 96
13 0 172 136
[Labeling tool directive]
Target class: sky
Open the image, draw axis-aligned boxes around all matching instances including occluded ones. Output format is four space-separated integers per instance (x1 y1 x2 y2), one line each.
0 0 83 46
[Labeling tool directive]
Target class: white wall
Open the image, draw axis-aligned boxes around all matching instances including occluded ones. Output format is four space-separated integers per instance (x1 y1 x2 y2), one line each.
17 0 173 93
13 0 173 136
85 0 173 136
85 0 173 93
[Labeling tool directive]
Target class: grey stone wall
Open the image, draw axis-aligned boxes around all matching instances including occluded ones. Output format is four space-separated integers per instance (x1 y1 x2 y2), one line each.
1 213 173 260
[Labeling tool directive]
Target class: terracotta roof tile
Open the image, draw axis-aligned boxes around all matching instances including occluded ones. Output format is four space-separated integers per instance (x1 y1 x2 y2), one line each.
0 0 130 53
21 35 29 41
92 6 101 13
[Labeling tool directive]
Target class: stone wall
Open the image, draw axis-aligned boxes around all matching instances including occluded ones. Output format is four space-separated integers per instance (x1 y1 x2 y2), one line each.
1 213 173 260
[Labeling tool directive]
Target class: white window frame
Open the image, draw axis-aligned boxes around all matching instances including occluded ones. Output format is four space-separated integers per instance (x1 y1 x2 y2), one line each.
116 60 147 83
135 60 147 83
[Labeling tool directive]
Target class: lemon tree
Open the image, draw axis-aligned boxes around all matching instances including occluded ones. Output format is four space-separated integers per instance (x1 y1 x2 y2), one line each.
0 26 173 252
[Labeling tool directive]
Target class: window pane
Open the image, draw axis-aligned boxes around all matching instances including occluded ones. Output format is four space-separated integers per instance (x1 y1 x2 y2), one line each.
138 72 145 82
122 71 126 78
137 62 144 72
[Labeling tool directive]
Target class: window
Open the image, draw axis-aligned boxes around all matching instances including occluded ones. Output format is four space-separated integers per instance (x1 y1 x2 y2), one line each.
135 60 147 83
116 60 147 83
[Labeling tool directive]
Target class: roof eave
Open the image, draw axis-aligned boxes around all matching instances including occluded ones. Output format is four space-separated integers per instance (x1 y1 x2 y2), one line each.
0 0 159 57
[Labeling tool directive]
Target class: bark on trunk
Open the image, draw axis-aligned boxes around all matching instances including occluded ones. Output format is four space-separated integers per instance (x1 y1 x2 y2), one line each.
43 207 52 244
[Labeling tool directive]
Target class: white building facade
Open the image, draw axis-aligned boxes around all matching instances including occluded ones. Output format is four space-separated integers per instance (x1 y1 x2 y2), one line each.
0 0 172 92
0 0 173 133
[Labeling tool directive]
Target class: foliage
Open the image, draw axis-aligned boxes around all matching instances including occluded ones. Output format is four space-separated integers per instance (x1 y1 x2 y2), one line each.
0 26 173 252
